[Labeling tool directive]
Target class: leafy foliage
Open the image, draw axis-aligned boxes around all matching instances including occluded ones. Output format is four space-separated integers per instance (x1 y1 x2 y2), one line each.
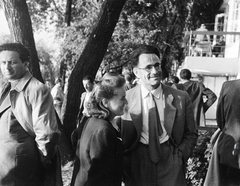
1 0 223 83
14 0 222 83
186 130 215 186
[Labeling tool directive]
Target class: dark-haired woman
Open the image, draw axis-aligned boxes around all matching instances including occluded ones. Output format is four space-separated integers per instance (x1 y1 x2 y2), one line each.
71 73 128 186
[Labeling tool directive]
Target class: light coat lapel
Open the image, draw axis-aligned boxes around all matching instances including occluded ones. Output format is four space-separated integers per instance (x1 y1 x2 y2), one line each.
128 85 143 138
0 93 11 113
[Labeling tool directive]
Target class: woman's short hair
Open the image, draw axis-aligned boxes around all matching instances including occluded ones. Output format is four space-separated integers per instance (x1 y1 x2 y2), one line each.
0 43 30 63
86 72 126 119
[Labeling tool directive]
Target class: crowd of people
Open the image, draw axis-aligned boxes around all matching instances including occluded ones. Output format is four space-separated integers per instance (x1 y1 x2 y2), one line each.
0 42 239 186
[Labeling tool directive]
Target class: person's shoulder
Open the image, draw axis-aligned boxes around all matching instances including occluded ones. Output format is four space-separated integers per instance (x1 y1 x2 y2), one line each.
127 84 140 93
164 83 187 96
173 83 185 91
88 117 108 126
26 77 50 94
186 80 203 88
88 117 115 134
223 79 240 87
188 80 200 85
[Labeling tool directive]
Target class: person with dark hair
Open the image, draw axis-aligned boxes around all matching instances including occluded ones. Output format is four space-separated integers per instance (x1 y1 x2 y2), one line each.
80 75 95 118
179 68 217 127
71 75 95 151
171 75 185 90
0 43 62 185
124 73 134 90
119 45 197 186
71 72 128 186
161 68 171 86
171 75 180 84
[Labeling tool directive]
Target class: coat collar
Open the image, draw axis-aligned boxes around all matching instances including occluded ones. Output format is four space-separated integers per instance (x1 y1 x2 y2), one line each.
10 71 33 92
0 71 33 113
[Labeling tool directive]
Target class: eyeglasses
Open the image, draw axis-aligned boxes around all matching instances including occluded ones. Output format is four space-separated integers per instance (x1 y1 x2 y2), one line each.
138 63 161 72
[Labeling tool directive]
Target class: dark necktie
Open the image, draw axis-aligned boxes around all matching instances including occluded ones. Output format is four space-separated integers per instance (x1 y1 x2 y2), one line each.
148 92 163 163
0 82 11 106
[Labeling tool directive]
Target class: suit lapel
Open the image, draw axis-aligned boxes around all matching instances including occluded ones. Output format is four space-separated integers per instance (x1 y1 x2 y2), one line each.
162 85 176 136
127 85 177 139
128 86 143 137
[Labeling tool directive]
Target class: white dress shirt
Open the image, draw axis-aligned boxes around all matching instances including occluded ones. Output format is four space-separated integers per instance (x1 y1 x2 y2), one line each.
140 84 169 144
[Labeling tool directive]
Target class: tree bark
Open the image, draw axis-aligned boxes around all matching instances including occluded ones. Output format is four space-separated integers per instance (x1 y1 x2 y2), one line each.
62 0 127 156
1 0 44 83
65 0 72 26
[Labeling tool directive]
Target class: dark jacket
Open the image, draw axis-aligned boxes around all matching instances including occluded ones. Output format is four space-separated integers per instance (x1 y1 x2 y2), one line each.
181 81 217 126
216 79 240 169
71 117 123 186
204 80 240 186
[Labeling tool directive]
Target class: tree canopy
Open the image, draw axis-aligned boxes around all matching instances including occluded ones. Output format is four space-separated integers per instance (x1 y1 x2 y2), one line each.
0 0 223 160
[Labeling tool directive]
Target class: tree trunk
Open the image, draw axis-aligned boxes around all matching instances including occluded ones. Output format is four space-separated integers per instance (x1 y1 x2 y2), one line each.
65 0 72 26
1 0 44 83
62 0 127 157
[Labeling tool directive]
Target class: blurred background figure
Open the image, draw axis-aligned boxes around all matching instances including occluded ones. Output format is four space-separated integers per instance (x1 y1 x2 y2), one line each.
192 24 212 57
179 69 217 127
80 75 95 118
171 75 184 90
171 75 179 84
124 73 134 90
51 78 65 119
71 75 95 152
194 24 210 45
212 35 225 57
161 68 172 86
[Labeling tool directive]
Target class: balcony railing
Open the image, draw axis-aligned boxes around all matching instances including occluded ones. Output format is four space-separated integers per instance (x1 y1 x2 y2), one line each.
184 31 240 58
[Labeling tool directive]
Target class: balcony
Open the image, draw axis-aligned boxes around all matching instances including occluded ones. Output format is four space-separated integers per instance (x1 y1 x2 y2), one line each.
180 31 240 128
183 31 240 76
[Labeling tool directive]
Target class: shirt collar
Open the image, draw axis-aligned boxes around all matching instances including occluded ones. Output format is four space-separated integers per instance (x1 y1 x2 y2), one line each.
10 71 33 92
141 83 162 99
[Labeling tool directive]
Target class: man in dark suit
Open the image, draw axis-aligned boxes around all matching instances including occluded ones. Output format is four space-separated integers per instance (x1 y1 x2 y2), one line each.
179 69 217 127
204 79 240 185
120 45 197 186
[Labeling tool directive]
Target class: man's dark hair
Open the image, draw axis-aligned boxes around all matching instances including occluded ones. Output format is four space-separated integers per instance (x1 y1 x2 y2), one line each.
171 76 180 84
83 75 94 84
0 43 30 63
180 69 192 80
130 45 160 67
124 73 133 82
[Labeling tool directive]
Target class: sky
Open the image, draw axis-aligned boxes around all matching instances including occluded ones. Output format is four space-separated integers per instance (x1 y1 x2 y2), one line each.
0 10 10 35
